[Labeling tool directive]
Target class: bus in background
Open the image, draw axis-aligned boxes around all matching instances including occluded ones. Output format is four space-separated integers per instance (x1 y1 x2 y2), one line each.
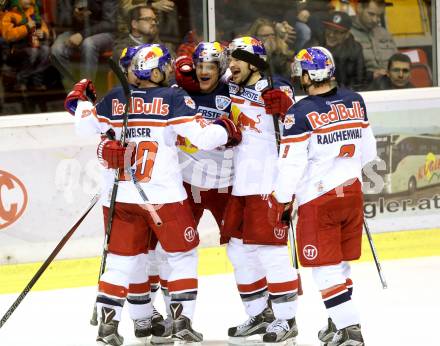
375 134 440 195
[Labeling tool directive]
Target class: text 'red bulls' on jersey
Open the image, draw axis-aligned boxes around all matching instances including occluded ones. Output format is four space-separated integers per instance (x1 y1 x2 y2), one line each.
74 85 228 205
229 77 295 196
177 82 233 189
274 87 377 205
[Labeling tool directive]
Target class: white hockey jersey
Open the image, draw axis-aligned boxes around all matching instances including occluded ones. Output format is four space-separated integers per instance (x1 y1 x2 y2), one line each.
274 87 377 205
229 78 295 196
74 85 227 205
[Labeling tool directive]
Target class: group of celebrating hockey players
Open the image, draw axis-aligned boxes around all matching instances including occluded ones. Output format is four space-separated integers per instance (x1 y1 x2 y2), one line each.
64 30 376 346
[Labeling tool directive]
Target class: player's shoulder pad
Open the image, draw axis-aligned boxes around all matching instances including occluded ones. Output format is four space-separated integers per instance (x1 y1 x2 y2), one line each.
273 77 295 100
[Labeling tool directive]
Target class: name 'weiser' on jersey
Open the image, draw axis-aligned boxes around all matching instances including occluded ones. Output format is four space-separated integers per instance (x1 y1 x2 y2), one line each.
75 85 227 205
274 87 377 205
178 82 233 189
229 77 295 196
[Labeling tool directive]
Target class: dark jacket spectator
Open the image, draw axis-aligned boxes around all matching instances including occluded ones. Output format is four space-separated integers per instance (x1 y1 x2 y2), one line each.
306 11 366 90
369 53 414 90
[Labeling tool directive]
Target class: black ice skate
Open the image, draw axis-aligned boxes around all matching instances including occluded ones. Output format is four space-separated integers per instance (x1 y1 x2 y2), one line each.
152 306 165 324
151 316 179 345
318 318 338 345
263 317 298 345
170 302 203 344
328 324 364 346
228 306 275 344
133 316 152 337
96 307 124 346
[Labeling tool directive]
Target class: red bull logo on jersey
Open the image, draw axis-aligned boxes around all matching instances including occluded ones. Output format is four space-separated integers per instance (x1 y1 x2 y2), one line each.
306 101 364 130
112 97 170 116
231 104 261 133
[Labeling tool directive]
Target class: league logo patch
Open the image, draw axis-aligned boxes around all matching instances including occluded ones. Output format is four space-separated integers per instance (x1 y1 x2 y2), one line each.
255 79 268 92
184 226 198 242
284 114 295 129
184 96 196 109
215 95 231 110
303 244 318 260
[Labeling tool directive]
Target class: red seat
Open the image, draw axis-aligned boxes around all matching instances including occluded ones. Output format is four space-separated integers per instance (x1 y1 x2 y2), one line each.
409 63 433 87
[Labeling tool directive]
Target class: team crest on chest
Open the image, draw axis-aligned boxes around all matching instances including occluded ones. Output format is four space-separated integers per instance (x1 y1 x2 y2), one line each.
215 95 231 110
184 96 196 109
255 79 268 92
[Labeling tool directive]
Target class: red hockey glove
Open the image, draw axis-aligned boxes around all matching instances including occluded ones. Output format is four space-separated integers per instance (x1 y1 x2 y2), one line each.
64 79 97 115
174 55 200 93
267 193 294 228
262 89 293 121
97 139 135 169
214 116 242 148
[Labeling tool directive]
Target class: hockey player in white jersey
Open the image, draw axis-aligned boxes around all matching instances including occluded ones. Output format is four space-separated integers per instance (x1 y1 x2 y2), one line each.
267 47 377 346
221 36 299 344
64 43 241 345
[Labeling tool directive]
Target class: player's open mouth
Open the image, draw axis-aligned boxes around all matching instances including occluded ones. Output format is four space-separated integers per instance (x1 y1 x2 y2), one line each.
200 77 211 82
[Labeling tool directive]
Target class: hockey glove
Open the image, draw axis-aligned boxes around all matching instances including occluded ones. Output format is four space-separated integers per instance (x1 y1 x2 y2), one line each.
64 79 97 115
213 116 242 148
261 89 293 121
174 55 200 93
97 139 135 169
267 193 294 228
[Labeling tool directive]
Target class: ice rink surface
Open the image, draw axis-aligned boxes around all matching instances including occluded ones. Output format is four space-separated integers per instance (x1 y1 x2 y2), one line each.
1 256 439 346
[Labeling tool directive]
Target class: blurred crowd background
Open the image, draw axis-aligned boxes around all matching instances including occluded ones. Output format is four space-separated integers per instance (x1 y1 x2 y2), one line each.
0 0 435 115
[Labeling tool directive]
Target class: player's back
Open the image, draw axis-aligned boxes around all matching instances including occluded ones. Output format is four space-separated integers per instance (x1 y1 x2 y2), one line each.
286 87 376 205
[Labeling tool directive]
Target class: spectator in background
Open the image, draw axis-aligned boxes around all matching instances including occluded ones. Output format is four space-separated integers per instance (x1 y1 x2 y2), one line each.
247 18 292 79
369 53 413 90
116 0 174 38
112 5 158 62
350 0 397 82
51 0 116 84
1 0 50 91
318 11 366 90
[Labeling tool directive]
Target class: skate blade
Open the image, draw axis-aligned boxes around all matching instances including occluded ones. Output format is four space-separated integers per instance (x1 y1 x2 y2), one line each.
228 335 264 345
151 336 179 345
172 341 202 346
264 337 297 346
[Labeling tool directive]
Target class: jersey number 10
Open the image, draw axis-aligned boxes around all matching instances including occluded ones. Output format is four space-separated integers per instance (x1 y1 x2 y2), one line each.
120 141 158 182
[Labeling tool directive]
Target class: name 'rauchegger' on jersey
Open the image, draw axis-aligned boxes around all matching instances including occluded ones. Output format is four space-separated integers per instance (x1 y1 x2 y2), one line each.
274 88 377 205
76 84 228 205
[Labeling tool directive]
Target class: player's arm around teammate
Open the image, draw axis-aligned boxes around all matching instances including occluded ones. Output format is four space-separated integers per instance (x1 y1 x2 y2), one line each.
65 43 241 345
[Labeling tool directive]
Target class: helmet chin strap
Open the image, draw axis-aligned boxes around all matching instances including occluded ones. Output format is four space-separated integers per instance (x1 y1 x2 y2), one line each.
239 64 257 86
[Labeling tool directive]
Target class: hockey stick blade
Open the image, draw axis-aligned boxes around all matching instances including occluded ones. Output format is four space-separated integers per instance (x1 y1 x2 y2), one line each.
0 194 99 329
231 49 269 71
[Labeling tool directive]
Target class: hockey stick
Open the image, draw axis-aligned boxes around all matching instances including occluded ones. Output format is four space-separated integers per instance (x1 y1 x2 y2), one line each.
90 58 163 325
232 49 303 295
106 58 162 226
363 219 388 289
0 194 99 329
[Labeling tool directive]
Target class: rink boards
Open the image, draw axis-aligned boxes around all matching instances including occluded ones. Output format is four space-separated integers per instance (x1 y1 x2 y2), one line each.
1 87 440 293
